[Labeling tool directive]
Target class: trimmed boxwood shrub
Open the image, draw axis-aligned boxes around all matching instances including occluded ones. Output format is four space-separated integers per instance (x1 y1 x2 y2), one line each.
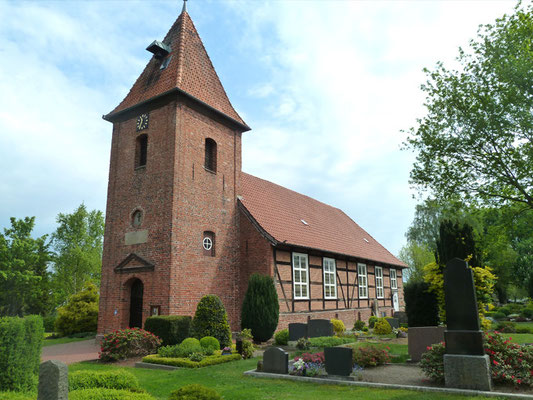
308 336 357 347
70 388 155 400
69 370 141 392
55 283 99 337
144 315 191 346
0 315 44 392
331 319 345 336
373 318 392 335
274 329 289 345
143 352 241 368
404 280 439 327
158 338 203 358
100 328 161 362
489 312 506 321
520 308 533 319
353 320 365 331
200 336 220 352
368 316 378 328
241 274 279 343
191 295 231 348
168 384 222 400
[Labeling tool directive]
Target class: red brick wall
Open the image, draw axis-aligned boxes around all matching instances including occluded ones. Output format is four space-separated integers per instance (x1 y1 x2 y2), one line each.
98 102 177 334
98 99 244 334
238 209 274 314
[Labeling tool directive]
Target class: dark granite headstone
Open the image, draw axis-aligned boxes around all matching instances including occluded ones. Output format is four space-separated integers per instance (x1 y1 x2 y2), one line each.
289 323 307 341
38 360 68 400
324 347 353 376
236 339 243 355
386 318 399 329
307 319 333 338
263 347 288 374
444 258 484 355
393 311 408 325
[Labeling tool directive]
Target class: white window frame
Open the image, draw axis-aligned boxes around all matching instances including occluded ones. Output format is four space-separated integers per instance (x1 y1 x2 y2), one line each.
375 266 384 299
390 269 398 290
358 263 368 299
292 253 309 300
323 257 337 299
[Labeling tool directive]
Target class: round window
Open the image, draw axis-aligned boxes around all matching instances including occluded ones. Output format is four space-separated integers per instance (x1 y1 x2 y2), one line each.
202 237 212 250
132 210 143 228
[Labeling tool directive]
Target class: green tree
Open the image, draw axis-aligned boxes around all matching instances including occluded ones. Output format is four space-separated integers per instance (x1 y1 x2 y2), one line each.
0 217 52 316
241 274 279 342
54 282 99 336
51 204 104 305
404 3 533 209
190 295 232 347
397 241 435 283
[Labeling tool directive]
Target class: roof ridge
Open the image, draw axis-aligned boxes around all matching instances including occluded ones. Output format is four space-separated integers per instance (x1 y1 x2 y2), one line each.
242 172 344 213
175 11 187 87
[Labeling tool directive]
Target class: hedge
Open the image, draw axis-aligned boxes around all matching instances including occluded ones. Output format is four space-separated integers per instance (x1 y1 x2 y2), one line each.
69 370 141 392
0 315 44 392
143 315 191 346
169 384 222 400
70 388 155 400
0 392 35 400
308 336 358 347
142 353 241 368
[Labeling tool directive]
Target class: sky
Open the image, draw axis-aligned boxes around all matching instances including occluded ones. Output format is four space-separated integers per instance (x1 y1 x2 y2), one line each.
0 0 517 257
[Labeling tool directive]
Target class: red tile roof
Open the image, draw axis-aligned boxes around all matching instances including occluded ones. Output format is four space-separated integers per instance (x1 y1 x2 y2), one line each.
107 10 247 128
240 173 407 268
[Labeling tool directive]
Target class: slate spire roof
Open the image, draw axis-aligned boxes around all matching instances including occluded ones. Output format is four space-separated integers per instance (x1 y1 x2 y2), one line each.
106 6 248 129
240 173 407 268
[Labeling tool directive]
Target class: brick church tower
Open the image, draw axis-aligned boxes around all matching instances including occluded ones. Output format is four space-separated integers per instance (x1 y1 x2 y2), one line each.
97 3 250 335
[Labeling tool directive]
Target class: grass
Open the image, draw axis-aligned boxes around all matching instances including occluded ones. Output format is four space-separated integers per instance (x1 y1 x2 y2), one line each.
501 333 533 344
42 335 95 347
68 358 492 400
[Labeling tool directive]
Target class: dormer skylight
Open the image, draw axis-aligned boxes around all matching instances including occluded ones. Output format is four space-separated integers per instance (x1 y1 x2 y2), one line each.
363 238 369 243
301 219 308 226
146 40 171 59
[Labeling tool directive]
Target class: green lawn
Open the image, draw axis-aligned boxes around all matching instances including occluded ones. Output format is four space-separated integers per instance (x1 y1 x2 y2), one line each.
68 358 492 400
42 336 95 347
501 333 533 344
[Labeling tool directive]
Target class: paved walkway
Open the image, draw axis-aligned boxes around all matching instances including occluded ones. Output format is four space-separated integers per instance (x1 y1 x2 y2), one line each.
41 339 100 365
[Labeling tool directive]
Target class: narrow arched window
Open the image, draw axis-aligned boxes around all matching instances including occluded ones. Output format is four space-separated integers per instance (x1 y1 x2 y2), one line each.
203 231 215 256
204 138 217 173
135 134 148 168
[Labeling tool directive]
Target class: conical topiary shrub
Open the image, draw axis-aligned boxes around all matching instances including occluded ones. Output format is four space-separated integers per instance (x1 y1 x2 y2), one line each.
190 295 232 348
241 274 279 342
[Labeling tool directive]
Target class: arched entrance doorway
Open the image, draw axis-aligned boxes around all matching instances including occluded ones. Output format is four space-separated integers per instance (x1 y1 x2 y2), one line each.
129 279 144 328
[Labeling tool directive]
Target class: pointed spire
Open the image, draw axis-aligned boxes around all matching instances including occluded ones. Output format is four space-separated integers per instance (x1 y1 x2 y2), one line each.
106 3 248 130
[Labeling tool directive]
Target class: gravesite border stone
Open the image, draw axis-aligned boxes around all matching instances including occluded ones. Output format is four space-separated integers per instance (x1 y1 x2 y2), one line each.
443 258 492 391
263 347 288 374
38 360 68 400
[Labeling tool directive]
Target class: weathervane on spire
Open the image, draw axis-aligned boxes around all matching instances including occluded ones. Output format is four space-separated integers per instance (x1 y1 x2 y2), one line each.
182 0 187 13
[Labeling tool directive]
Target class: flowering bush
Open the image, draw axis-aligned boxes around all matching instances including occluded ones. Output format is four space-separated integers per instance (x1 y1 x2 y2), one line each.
299 352 325 365
221 346 232 354
485 332 533 386
420 333 533 387
419 342 446 383
352 344 390 367
100 328 161 362
289 354 324 377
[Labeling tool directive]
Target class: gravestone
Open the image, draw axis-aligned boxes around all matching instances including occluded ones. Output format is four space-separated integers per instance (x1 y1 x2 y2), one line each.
386 318 399 329
393 311 408 325
38 360 68 400
262 347 288 374
324 347 353 376
289 323 307 341
443 258 492 391
371 299 380 317
307 319 333 338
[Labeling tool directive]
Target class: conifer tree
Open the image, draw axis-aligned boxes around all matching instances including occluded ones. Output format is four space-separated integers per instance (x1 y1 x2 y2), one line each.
241 274 279 342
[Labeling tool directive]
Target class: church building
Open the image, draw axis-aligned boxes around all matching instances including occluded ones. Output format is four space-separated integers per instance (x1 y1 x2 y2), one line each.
97 3 406 335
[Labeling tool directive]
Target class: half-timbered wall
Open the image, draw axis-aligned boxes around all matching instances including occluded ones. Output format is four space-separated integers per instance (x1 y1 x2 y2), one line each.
273 248 404 330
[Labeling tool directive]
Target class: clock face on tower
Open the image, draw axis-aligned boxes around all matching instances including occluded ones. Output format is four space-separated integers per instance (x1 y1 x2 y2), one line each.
136 113 149 131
